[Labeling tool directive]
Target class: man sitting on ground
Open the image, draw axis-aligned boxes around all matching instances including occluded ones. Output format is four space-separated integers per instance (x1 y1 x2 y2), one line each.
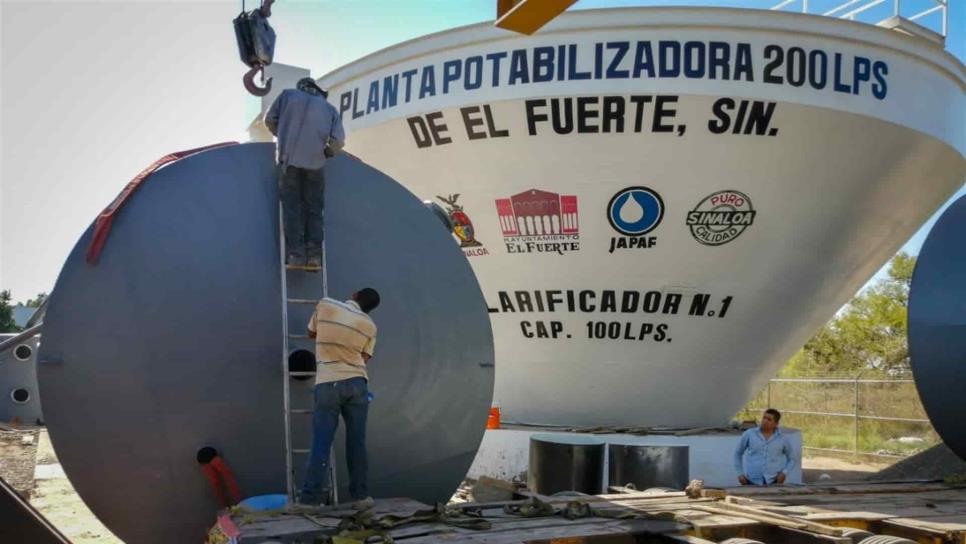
734 408 796 486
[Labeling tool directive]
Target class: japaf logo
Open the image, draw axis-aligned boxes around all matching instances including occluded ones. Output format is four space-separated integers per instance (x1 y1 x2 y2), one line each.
686 190 756 246
495 189 579 255
607 186 664 253
437 194 488 257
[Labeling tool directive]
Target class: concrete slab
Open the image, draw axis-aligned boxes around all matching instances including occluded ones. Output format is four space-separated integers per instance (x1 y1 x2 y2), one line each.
466 427 803 489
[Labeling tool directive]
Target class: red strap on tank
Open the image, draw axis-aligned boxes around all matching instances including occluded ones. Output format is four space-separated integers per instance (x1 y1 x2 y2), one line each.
200 455 244 507
85 141 239 265
201 463 228 507
210 456 243 505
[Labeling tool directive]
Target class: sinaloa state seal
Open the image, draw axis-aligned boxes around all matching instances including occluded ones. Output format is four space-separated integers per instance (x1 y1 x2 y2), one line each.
686 190 756 246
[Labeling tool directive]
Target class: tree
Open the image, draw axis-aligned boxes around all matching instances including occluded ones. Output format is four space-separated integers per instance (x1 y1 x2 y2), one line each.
781 253 915 377
0 290 19 333
25 292 48 307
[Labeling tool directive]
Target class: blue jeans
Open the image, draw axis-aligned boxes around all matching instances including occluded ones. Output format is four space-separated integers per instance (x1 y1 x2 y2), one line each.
279 165 325 259
299 377 369 503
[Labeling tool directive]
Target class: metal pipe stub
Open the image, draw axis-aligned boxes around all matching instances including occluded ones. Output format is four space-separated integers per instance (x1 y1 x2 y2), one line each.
608 444 689 491
528 433 605 495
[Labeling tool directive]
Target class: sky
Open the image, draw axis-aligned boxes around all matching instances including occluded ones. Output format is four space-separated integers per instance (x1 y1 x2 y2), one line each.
0 0 963 303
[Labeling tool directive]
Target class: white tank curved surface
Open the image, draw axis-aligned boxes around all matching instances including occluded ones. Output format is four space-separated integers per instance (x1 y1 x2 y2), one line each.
0 335 43 425
313 8 966 427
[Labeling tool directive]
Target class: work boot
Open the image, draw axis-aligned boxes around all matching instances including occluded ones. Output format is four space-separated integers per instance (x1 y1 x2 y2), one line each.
286 253 306 267
294 490 324 506
306 255 322 270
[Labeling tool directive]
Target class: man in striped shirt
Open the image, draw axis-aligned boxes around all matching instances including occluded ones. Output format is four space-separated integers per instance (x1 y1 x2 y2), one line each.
298 288 380 505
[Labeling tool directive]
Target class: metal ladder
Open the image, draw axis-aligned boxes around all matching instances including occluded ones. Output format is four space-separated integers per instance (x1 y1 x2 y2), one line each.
279 202 337 505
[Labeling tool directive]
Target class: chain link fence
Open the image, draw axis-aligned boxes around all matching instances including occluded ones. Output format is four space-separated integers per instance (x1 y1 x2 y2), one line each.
737 375 939 460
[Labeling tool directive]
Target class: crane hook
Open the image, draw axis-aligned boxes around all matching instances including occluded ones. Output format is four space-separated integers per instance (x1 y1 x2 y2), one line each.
243 64 272 97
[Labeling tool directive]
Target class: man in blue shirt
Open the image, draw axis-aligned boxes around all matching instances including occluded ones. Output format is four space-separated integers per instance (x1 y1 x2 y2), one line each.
734 408 796 486
265 77 346 269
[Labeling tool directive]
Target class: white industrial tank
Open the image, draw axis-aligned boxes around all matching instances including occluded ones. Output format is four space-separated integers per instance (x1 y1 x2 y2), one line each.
314 7 966 427
0 334 43 425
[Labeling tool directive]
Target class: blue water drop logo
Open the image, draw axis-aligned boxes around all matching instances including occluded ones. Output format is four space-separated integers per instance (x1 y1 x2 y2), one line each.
607 187 664 236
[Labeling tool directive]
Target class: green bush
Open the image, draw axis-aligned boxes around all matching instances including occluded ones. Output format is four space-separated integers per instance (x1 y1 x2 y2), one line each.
737 379 939 458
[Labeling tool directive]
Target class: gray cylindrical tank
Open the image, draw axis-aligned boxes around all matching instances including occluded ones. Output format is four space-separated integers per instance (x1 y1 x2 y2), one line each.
909 194 966 461
37 143 495 543
0 334 42 426
608 444 689 490
528 433 604 495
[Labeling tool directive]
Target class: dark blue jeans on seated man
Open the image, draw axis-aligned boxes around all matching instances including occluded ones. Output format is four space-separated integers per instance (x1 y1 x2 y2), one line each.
299 377 369 504
279 165 325 262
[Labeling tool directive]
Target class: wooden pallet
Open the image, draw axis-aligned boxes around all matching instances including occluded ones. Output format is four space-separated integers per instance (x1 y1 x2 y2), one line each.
219 482 966 544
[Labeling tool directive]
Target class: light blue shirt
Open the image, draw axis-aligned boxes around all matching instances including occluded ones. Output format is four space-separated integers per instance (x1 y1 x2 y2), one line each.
264 88 345 170
733 427 796 485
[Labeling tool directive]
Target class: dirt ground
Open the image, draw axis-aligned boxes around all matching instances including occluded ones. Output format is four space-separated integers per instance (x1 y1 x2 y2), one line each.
1 428 121 543
30 430 123 543
873 442 966 482
802 454 890 483
0 429 39 498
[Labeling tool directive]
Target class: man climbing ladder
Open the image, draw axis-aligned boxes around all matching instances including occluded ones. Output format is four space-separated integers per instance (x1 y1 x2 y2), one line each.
265 77 345 269
299 289 381 505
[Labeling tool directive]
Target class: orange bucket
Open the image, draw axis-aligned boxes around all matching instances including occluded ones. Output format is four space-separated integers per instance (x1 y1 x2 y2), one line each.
486 404 501 429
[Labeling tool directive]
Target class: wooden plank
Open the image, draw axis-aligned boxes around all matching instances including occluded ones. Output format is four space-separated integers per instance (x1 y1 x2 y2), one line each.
452 490 692 514
231 488 966 543
590 497 714 512
399 518 685 543
593 490 688 501
416 515 613 534
733 487 966 531
393 507 701 536
518 489 687 503
384 511 634 540
815 505 965 519
384 504 704 542
886 514 966 524
696 503 848 538
236 517 331 544
799 511 893 522
687 513 760 529
727 482 964 498
234 497 432 543
777 497 966 518
724 496 789 508
883 516 966 534
783 496 966 510
773 489 966 504
765 491 966 539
